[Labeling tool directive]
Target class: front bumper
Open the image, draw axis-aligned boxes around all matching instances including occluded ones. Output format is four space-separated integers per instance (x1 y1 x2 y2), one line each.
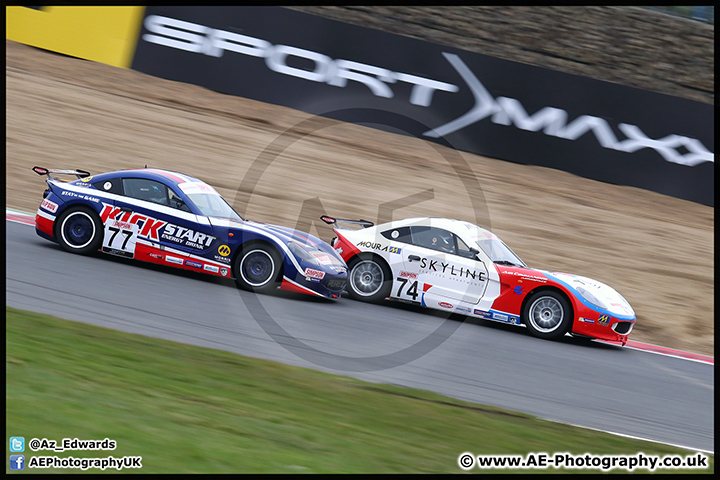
280 268 347 299
572 307 635 345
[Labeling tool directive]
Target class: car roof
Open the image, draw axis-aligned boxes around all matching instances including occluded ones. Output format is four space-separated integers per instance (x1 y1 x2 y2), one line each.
382 217 490 234
387 217 507 243
74 168 207 188
112 168 203 186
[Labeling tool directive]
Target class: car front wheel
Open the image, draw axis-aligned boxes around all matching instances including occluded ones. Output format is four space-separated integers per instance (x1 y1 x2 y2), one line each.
234 244 282 293
522 290 573 340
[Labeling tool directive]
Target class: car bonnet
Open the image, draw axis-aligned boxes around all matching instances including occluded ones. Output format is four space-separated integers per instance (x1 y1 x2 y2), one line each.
541 271 635 320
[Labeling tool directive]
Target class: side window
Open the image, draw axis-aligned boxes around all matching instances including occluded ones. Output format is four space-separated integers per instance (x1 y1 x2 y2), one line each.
168 187 191 212
380 226 412 243
410 226 456 254
121 178 169 206
455 235 478 259
92 179 122 195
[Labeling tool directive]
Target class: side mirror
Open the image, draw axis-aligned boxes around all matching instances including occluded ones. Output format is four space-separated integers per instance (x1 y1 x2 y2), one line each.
173 198 189 211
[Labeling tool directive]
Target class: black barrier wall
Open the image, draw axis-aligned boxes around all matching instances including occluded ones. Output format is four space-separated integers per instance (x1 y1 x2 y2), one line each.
131 6 714 206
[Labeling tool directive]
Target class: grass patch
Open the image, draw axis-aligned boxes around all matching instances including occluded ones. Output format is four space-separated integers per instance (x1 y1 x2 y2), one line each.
6 306 713 473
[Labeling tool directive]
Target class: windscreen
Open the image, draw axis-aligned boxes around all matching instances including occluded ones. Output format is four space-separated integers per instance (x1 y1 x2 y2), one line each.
470 228 526 267
178 181 244 220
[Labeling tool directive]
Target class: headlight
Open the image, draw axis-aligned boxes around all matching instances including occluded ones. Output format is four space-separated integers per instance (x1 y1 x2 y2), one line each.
575 285 611 311
287 241 320 265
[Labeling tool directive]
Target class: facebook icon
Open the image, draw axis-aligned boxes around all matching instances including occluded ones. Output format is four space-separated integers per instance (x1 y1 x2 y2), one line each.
10 455 25 470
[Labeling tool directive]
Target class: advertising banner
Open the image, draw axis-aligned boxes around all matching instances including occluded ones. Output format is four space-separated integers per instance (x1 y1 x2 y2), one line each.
131 7 714 205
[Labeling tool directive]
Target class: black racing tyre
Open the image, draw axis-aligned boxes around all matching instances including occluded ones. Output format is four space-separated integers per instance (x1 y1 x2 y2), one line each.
55 207 104 255
234 243 283 293
346 255 392 303
522 290 573 340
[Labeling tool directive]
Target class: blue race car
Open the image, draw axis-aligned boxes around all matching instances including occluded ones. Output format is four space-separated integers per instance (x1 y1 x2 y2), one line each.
32 166 347 298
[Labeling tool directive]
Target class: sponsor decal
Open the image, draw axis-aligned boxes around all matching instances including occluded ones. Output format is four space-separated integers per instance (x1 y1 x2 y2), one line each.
61 191 100 202
513 285 523 295
204 264 220 273
399 270 418 279
501 270 548 283
493 312 508 321
473 309 493 319
99 204 216 249
40 198 58 213
598 314 610 326
177 181 215 195
214 254 231 264
305 276 321 283
162 223 215 249
165 255 184 265
148 253 164 260
357 241 401 254
456 306 472 314
217 244 231 256
220 267 229 276
579 317 595 324
101 246 133 258
438 302 453 309
101 204 165 238
311 252 334 264
419 257 486 281
304 268 325 279
80 176 93 182
185 260 203 268
104 181 112 190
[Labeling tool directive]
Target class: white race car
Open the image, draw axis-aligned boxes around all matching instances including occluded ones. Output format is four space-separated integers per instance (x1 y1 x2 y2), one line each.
321 216 635 344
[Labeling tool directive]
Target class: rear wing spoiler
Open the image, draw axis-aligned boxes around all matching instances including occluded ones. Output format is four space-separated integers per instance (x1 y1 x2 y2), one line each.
320 215 374 228
32 166 91 181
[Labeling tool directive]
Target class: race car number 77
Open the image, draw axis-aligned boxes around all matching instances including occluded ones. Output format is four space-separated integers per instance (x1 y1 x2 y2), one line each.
102 219 137 258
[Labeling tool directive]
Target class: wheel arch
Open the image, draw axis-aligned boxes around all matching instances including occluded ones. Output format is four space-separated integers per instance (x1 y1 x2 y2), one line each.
52 203 102 239
347 251 391 270
345 251 394 302
520 285 575 326
232 238 285 281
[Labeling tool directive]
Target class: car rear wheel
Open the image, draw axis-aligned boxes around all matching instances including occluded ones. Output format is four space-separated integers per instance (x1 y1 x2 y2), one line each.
522 290 572 340
346 255 391 303
55 207 103 255
234 244 282 293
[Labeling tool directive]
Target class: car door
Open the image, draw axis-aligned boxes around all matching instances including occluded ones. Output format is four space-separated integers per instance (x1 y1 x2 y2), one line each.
101 177 206 266
398 226 489 305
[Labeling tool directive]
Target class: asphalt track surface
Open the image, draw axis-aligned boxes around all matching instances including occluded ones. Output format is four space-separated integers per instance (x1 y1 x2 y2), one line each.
6 219 714 453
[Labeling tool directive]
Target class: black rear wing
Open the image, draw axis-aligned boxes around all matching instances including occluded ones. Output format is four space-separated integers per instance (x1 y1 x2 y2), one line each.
320 215 374 228
32 166 91 181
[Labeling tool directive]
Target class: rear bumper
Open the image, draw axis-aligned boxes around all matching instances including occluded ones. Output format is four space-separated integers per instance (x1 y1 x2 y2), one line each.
35 208 56 240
